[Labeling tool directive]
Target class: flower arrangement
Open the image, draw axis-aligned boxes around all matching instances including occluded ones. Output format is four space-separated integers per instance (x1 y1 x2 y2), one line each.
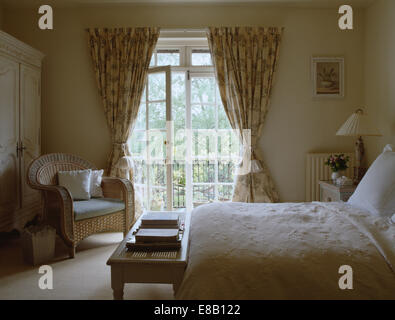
325 154 350 172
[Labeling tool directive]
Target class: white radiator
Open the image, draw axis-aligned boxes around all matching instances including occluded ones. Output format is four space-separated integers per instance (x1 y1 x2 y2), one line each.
305 152 355 201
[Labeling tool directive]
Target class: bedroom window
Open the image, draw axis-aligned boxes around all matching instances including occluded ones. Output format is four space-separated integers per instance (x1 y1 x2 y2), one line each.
129 41 240 212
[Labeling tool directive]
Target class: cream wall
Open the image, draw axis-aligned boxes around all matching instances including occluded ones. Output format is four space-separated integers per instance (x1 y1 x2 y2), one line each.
364 0 395 164
2 4 365 202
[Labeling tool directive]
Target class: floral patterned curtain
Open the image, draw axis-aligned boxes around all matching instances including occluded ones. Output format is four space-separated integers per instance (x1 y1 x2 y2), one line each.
207 27 283 202
87 27 160 178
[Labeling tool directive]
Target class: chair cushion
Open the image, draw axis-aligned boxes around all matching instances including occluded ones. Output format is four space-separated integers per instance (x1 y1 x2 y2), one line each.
73 198 125 221
58 169 92 200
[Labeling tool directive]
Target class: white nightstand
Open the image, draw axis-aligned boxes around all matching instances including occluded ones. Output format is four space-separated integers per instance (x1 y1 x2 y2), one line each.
318 180 357 202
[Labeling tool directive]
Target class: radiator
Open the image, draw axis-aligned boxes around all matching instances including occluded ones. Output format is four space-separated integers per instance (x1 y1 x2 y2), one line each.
305 152 355 201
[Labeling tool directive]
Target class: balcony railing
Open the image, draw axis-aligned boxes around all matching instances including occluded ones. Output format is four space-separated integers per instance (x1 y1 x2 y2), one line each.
134 159 235 209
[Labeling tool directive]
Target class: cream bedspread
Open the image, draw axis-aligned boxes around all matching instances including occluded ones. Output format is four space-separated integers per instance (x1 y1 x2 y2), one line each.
176 202 395 299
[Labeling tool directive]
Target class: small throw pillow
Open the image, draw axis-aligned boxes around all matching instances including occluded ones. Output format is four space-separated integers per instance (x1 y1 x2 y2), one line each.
90 169 104 198
348 144 395 217
58 169 92 200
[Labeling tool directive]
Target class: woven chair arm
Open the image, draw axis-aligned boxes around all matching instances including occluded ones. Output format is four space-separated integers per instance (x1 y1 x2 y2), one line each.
29 184 75 244
102 177 135 228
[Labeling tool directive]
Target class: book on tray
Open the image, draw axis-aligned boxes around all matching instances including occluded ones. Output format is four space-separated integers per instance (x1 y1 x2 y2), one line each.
135 228 179 243
126 228 182 251
140 212 180 229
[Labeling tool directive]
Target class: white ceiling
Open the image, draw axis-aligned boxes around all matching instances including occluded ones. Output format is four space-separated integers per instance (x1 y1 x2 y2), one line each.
1 0 376 9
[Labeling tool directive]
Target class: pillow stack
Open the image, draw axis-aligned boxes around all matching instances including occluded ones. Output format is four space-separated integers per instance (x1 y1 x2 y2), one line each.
58 169 104 200
348 144 395 218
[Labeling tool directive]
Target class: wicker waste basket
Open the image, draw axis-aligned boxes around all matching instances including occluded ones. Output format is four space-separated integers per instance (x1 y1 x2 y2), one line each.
21 225 56 266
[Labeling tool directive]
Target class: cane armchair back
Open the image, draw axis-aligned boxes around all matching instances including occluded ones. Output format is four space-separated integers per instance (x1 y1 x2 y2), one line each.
29 153 97 186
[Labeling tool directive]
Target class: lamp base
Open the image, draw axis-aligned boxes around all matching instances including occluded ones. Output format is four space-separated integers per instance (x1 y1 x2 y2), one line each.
353 166 367 185
354 136 366 184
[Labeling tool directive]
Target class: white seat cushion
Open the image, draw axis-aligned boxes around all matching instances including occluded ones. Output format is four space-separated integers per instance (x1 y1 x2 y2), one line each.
73 198 125 221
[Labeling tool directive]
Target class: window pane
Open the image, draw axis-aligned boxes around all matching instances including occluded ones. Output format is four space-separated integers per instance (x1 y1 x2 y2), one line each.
149 162 166 186
192 130 215 158
149 54 155 67
134 103 146 130
133 159 147 185
157 49 180 66
174 131 186 161
148 102 166 129
192 105 215 129
218 104 231 129
218 130 240 157
191 77 215 104
150 187 167 211
218 160 236 183
191 49 212 66
193 185 215 204
218 185 233 201
148 72 165 101
173 161 186 209
172 72 186 132
129 130 146 156
148 130 166 159
193 160 215 183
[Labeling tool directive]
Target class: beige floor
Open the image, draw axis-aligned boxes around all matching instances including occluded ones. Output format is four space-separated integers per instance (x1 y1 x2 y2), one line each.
0 231 174 300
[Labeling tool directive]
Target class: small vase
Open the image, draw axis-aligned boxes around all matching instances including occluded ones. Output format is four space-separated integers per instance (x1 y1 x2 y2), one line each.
331 171 341 183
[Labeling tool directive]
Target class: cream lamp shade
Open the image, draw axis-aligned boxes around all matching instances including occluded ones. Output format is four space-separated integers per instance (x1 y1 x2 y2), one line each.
115 156 134 170
336 109 382 137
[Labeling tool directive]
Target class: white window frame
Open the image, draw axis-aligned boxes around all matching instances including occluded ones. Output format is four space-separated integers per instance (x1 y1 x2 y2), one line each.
132 35 238 212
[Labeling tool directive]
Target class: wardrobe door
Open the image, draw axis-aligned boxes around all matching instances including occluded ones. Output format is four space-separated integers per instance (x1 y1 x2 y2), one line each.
0 55 20 228
20 64 41 209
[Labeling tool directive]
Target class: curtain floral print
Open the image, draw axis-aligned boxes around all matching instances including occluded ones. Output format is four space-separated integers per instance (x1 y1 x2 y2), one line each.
87 27 160 178
87 27 159 219
207 27 283 202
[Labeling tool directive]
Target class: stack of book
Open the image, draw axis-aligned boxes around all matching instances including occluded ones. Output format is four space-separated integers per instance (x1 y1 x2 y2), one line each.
126 212 182 251
140 212 180 229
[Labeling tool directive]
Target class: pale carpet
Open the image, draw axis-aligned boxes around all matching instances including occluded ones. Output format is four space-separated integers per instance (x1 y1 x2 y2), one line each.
0 232 174 300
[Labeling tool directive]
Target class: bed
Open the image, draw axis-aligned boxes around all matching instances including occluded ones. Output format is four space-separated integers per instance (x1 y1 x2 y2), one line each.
176 146 395 300
176 201 395 299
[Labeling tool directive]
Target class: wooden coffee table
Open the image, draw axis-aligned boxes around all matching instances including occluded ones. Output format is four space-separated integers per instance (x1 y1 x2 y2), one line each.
106 210 190 300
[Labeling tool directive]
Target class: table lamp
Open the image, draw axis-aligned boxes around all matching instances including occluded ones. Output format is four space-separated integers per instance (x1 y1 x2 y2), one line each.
336 108 382 182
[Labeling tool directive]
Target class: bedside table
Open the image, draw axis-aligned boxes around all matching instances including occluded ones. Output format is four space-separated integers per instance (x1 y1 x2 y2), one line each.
318 180 357 202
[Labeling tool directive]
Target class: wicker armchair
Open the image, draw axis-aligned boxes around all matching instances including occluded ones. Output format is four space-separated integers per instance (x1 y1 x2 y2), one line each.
27 153 135 258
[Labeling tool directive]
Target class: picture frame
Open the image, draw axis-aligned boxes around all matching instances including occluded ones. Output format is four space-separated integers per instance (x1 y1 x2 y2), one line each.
312 57 344 98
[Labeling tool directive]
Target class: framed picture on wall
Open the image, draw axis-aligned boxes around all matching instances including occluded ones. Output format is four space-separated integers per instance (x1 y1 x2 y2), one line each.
312 57 344 98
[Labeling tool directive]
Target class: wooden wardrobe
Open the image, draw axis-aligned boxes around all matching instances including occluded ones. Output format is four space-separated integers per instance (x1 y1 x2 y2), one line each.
0 31 44 232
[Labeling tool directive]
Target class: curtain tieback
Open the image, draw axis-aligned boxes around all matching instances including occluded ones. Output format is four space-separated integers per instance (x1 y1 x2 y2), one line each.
237 146 263 174
112 142 128 152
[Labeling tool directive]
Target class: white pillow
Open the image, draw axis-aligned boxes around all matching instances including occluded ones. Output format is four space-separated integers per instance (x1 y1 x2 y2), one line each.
90 169 104 198
348 144 395 217
58 169 92 200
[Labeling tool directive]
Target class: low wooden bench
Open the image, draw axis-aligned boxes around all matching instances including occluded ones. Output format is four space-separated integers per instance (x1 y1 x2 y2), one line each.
106 210 190 300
